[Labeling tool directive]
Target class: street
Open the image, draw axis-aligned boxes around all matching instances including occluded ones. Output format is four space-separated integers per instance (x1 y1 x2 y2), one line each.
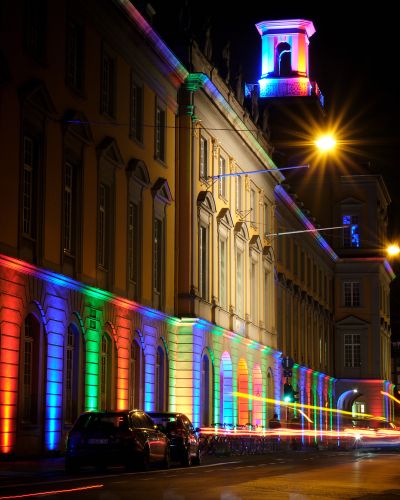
1 450 400 499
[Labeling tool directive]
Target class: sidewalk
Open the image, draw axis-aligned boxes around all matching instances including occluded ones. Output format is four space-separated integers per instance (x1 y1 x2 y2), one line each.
0 456 66 481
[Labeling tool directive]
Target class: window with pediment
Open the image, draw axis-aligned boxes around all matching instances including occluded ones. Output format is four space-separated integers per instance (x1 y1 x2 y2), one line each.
197 192 216 301
217 209 233 310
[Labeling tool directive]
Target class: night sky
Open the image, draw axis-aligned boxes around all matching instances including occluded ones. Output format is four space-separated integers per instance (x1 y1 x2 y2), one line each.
147 1 400 335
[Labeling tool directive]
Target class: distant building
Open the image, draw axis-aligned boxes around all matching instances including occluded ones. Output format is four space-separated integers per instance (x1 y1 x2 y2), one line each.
254 18 395 420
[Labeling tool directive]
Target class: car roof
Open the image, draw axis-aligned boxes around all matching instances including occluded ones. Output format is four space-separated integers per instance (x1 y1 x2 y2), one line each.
148 412 189 419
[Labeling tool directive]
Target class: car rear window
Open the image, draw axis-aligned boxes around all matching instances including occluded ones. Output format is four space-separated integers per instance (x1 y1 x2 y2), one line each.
74 413 129 432
131 412 155 429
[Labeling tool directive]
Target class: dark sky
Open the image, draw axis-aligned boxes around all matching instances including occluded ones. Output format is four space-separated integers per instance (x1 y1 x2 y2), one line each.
149 2 399 221
148 1 400 331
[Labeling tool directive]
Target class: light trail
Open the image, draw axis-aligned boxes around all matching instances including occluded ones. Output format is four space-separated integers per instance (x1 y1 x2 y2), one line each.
0 484 104 499
233 392 386 420
381 391 400 405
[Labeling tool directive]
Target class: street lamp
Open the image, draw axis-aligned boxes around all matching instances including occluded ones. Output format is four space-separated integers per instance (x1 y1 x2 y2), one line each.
314 134 336 152
386 243 400 258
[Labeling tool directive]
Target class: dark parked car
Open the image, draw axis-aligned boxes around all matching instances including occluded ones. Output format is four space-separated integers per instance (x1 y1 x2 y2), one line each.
148 412 201 466
65 409 170 473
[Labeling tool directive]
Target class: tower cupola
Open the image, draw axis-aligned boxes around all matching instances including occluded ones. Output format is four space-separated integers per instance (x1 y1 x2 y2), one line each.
256 19 323 104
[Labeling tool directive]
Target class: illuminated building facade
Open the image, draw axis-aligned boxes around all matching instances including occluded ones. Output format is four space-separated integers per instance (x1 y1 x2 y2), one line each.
255 19 395 420
0 3 394 458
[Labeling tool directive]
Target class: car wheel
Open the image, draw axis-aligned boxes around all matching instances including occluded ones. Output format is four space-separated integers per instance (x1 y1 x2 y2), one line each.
181 446 192 467
65 457 80 474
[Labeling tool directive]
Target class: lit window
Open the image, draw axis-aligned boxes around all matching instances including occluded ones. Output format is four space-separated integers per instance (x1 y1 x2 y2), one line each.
343 215 360 248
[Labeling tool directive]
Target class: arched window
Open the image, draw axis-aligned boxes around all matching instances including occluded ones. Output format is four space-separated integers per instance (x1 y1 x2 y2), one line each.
129 339 144 409
155 344 168 411
99 333 114 410
201 353 212 426
64 323 85 424
21 314 43 424
276 42 291 76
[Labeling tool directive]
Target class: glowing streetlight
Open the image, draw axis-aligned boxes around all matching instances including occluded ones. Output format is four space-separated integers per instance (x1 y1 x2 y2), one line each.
386 244 400 257
315 134 336 152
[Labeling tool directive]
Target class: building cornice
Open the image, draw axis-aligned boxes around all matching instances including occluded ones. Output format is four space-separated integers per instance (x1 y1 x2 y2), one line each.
0 253 176 324
275 185 339 262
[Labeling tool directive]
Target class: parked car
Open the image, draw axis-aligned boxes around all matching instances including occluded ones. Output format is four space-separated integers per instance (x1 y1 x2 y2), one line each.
148 412 201 466
65 409 170 473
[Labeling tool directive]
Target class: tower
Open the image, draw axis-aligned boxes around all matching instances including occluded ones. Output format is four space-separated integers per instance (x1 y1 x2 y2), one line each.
256 19 322 105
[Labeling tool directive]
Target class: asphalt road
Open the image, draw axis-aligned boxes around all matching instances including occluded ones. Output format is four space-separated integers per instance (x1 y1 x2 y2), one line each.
1 450 400 499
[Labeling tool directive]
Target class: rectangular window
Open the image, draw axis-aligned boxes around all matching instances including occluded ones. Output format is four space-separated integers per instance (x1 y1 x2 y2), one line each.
101 52 115 117
236 174 242 212
343 215 360 248
128 202 138 284
199 225 208 300
130 79 143 143
263 202 269 238
313 264 317 292
264 268 270 329
219 238 227 308
66 20 84 91
344 281 360 307
23 136 34 237
200 136 208 178
24 0 47 62
98 184 107 268
344 333 361 367
300 251 305 282
236 249 244 316
64 162 73 253
251 260 258 322
250 188 256 227
286 237 291 270
155 104 166 161
218 156 226 198
293 242 298 275
153 218 163 294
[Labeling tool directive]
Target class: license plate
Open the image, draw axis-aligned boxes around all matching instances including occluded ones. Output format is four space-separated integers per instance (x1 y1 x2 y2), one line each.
88 438 109 445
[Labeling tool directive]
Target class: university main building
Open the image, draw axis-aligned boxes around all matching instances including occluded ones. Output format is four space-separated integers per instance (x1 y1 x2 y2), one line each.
0 0 394 455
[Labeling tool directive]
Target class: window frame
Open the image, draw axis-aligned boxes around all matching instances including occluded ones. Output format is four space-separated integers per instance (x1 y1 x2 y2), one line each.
344 333 361 368
155 99 166 163
130 75 144 144
100 45 117 118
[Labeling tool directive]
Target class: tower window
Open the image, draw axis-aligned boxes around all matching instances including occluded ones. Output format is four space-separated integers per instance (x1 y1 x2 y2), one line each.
276 42 291 76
